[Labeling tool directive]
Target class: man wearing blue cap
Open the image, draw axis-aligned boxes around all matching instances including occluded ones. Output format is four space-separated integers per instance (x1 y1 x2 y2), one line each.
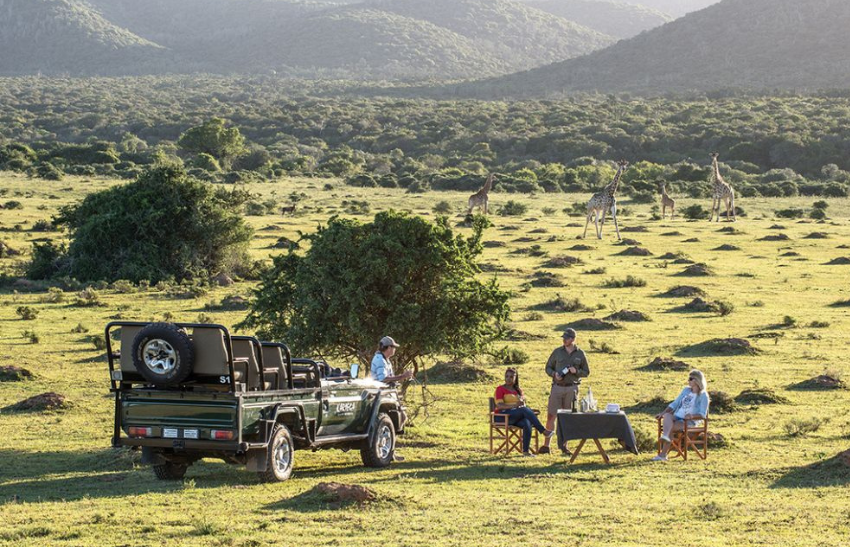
538 328 589 454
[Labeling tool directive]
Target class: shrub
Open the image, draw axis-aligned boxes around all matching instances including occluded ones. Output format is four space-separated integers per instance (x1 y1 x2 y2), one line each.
73 288 103 307
498 200 528 216
432 201 453 214
3 200 23 210
40 287 65 303
26 241 70 280
775 207 806 219
52 166 252 283
782 315 797 327
812 200 829 211
16 306 39 320
603 275 647 288
784 417 826 437
491 346 530 366
715 300 735 316
35 162 64 181
681 204 709 220
22 329 40 344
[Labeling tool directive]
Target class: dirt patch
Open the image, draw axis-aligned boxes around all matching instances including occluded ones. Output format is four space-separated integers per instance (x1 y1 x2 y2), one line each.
568 244 595 251
211 273 234 287
3 392 69 412
661 285 706 298
530 271 565 287
271 236 295 249
679 338 760 356
840 449 850 468
658 252 689 260
626 393 669 413
677 298 718 313
713 244 741 251
529 228 548 234
533 295 591 313
621 226 649 233
566 318 620 330
790 374 846 390
425 361 492 384
759 234 791 241
618 246 653 256
513 237 539 243
0 241 21 258
605 309 650 322
639 357 689 372
768 224 786 230
709 391 740 413
683 238 700 243
310 482 377 505
483 240 506 248
717 226 744 234
512 245 547 257
706 432 730 449
542 255 583 268
677 263 714 276
0 366 33 382
803 232 829 239
780 251 801 257
617 238 642 246
734 388 790 405
825 257 850 265
661 231 683 236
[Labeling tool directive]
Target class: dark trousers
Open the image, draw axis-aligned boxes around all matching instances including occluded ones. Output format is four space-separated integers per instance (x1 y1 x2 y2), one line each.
499 407 546 452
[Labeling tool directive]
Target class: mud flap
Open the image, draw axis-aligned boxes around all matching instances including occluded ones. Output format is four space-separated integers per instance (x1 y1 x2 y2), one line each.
141 446 167 465
246 448 268 472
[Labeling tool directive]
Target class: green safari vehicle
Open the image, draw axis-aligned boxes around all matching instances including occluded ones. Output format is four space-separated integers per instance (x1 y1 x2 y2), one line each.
106 321 407 481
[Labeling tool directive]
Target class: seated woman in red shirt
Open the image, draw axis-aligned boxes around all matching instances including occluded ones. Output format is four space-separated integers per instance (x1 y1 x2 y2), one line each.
494 368 554 456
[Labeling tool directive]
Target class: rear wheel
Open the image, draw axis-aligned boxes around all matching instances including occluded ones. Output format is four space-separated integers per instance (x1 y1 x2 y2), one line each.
152 461 189 480
259 425 294 482
361 413 395 468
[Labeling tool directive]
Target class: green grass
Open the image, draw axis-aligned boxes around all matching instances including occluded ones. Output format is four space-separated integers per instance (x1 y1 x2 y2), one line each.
1 172 850 546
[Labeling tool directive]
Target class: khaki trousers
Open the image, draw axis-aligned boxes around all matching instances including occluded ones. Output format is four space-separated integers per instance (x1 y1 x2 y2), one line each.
547 384 579 416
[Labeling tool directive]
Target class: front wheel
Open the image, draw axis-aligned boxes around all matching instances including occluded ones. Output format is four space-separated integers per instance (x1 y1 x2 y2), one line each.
361 413 395 468
259 425 294 482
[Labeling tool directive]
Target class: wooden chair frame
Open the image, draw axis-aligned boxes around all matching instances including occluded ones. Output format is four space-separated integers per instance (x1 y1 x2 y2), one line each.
657 416 709 460
489 398 539 455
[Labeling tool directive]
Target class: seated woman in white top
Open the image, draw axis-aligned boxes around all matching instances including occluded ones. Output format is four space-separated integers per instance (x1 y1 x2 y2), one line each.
370 335 413 383
653 369 710 462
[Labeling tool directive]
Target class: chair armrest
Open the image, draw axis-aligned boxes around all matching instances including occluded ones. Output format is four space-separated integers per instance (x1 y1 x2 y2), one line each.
490 412 510 426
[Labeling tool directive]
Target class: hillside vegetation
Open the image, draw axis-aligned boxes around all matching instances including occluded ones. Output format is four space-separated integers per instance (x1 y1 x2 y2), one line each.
1 0 614 79
0 0 165 76
524 0 671 38
458 0 850 96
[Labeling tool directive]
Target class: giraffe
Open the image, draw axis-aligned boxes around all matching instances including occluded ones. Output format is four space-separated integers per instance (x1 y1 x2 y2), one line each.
708 152 735 222
660 183 675 219
582 160 629 240
467 173 494 215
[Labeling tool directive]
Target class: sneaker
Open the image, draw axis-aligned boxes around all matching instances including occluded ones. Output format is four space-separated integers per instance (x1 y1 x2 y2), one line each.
392 454 406 462
651 455 668 462
660 435 671 443
537 446 551 455
562 448 572 457
522 452 536 457
543 429 555 439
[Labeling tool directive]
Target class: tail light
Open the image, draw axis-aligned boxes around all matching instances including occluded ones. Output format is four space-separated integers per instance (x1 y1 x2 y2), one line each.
128 426 153 437
211 430 235 440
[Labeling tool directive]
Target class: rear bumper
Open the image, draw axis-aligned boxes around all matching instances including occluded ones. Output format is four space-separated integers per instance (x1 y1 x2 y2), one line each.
118 437 243 452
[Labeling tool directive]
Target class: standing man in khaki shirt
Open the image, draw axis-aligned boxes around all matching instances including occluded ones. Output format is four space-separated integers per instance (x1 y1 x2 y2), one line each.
538 328 590 455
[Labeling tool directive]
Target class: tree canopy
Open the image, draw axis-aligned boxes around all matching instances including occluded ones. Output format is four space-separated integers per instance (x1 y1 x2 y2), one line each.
46 165 252 283
239 211 511 373
178 118 246 167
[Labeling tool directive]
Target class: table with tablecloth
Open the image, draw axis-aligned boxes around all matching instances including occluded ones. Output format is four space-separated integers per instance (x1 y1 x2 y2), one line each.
556 410 639 463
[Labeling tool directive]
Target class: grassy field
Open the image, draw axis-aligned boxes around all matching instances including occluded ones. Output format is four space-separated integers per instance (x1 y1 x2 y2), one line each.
1 172 849 547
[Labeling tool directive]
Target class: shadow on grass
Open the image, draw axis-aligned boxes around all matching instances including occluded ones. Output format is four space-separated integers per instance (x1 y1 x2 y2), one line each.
771 454 850 489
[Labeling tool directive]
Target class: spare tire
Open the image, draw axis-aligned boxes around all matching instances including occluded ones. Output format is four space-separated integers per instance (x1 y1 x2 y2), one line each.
132 323 194 385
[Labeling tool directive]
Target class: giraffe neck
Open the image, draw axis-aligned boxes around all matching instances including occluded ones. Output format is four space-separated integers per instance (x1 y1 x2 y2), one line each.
605 165 624 197
712 158 725 187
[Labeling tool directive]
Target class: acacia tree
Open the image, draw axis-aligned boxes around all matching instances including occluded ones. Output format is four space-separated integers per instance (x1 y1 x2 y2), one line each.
239 211 510 376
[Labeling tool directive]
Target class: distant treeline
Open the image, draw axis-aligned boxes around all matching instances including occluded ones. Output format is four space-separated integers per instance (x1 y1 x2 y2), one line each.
1 77 850 198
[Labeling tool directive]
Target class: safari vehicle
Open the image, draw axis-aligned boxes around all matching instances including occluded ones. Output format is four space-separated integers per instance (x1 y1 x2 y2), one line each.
105 321 406 481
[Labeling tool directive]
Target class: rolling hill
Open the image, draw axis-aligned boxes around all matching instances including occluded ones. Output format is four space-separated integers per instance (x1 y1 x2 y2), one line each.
454 0 850 96
523 0 671 39
0 0 166 75
7 0 615 79
622 0 719 18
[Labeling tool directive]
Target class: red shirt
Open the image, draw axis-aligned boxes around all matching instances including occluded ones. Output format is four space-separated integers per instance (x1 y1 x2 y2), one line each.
494 385 521 412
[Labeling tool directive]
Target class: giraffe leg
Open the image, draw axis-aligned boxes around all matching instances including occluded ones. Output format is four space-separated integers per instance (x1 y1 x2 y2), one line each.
709 198 718 222
671 204 675 219
597 210 606 239
611 203 621 240
662 204 666 219
582 212 592 239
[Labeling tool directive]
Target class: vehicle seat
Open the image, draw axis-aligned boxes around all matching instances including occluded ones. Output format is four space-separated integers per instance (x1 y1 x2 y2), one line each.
261 345 288 389
232 338 271 390
192 327 248 385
